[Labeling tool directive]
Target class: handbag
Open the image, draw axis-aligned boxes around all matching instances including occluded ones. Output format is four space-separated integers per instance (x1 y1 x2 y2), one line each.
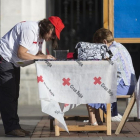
73 42 113 60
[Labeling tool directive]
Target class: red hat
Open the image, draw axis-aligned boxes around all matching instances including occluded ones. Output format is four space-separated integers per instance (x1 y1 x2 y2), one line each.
48 16 65 40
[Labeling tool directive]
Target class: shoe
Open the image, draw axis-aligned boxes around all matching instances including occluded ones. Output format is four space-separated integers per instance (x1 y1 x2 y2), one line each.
20 128 31 136
97 121 103 125
111 113 123 122
87 122 98 126
6 129 25 137
91 122 98 126
83 120 89 122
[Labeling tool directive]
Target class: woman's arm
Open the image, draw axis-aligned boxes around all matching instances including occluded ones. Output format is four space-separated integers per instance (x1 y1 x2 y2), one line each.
17 45 55 60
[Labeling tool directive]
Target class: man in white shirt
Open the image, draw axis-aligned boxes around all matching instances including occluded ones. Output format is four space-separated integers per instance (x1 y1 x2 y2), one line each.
0 16 64 137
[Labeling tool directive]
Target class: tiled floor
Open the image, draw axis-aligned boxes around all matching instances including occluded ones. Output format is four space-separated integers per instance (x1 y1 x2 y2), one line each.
31 116 140 138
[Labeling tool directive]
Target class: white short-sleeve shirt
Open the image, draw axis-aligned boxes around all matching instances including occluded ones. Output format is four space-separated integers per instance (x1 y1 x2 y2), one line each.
0 21 44 67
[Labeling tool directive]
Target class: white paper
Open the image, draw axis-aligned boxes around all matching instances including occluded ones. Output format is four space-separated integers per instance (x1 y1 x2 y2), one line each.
40 99 68 132
35 60 118 132
59 103 80 112
35 61 117 104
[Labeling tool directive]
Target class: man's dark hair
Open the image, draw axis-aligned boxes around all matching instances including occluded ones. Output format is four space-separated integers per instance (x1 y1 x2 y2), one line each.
38 19 58 49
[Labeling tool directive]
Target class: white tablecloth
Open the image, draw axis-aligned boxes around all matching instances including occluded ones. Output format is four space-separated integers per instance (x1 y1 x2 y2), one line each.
35 60 117 132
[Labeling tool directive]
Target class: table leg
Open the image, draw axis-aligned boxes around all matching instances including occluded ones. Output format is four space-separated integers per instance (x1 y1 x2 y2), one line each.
55 119 60 136
106 103 111 135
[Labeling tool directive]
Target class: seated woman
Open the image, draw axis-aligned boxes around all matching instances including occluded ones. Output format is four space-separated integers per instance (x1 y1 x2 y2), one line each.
86 28 136 125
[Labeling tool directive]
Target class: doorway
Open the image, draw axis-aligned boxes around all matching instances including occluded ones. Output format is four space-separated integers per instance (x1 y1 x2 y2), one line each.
51 0 103 52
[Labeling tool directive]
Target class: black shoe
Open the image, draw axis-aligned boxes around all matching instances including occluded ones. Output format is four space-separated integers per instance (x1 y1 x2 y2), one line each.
20 128 31 136
6 129 25 137
97 121 103 125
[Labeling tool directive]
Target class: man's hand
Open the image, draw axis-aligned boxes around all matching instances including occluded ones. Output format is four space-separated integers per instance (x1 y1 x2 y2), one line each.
17 45 56 60
37 54 56 60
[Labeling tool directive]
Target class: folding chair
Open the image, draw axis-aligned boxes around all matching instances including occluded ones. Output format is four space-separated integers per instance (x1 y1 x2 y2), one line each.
115 93 136 134
99 92 136 134
115 75 140 134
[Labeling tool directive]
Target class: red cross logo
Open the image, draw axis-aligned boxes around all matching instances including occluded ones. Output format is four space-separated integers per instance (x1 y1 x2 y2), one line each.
64 104 69 107
37 76 44 83
94 77 101 85
62 78 70 86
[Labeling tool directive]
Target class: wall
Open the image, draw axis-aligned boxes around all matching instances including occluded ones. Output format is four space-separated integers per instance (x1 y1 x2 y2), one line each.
0 0 47 105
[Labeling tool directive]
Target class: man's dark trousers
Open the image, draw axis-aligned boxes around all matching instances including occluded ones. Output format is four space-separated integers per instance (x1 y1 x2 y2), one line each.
0 56 21 134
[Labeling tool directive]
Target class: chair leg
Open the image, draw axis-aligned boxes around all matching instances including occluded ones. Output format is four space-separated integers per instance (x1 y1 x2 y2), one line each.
115 93 136 134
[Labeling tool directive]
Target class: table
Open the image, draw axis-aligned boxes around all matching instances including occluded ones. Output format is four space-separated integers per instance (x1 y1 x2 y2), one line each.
55 104 111 136
35 60 117 136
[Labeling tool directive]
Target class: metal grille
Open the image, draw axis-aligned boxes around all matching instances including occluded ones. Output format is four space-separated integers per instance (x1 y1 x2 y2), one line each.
52 0 103 52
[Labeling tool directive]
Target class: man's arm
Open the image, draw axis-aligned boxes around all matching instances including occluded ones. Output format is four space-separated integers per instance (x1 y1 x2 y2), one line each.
36 51 45 56
17 45 55 60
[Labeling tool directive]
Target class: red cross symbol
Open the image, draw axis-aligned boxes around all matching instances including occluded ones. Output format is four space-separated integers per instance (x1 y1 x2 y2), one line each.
37 76 44 83
62 78 70 86
94 77 101 85
64 104 69 107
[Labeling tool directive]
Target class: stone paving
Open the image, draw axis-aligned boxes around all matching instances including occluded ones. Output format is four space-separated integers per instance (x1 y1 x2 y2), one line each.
31 116 140 138
0 104 140 140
